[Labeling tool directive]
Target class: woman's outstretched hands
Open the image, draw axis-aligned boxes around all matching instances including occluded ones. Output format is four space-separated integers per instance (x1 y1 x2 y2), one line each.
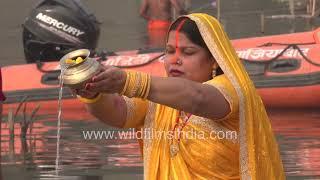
85 65 127 94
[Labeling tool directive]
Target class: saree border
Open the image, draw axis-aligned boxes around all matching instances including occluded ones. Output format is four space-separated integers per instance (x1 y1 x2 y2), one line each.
187 14 251 180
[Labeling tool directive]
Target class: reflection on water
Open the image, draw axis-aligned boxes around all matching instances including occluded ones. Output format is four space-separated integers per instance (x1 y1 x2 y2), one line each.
1 105 143 180
1 103 320 179
269 108 320 179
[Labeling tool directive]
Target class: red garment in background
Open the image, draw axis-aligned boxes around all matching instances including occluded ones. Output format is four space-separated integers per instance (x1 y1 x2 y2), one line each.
0 68 6 101
147 20 171 48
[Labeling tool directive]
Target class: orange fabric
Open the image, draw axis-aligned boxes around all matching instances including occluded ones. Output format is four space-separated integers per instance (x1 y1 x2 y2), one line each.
147 20 171 48
148 20 171 30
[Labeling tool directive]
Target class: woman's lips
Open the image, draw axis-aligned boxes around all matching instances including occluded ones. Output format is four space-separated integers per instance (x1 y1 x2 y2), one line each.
169 69 184 77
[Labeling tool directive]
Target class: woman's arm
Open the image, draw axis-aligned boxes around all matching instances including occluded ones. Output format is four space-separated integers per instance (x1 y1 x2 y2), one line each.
148 76 231 120
86 66 231 121
84 94 127 128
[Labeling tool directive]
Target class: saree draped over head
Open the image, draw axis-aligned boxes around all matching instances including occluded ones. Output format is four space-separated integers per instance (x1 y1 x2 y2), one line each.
122 13 285 180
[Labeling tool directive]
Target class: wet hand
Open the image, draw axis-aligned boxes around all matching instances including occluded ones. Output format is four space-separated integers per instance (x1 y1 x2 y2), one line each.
85 65 126 94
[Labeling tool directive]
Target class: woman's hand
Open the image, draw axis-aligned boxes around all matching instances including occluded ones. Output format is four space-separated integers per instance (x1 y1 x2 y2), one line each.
85 65 127 94
71 88 99 99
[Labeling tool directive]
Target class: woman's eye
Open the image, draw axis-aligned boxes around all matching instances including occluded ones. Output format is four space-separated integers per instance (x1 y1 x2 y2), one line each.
184 51 195 55
165 49 175 54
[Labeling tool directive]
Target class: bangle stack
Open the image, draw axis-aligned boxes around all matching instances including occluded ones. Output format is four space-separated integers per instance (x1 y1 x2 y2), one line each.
120 71 151 99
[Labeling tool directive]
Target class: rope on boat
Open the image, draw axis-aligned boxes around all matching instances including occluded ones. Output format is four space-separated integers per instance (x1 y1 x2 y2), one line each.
240 42 320 67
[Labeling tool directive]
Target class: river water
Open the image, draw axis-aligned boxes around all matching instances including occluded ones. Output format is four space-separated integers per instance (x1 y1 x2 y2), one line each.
1 0 320 179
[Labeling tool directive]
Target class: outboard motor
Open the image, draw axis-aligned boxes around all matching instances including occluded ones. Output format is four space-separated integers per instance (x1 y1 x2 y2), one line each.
22 0 100 63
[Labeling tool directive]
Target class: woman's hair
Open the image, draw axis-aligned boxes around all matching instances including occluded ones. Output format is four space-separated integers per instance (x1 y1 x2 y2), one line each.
169 17 223 76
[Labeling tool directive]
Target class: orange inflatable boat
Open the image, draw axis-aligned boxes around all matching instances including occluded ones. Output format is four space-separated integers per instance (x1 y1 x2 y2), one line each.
3 28 320 108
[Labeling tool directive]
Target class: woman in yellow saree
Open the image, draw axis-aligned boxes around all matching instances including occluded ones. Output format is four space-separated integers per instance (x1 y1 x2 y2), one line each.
74 13 285 179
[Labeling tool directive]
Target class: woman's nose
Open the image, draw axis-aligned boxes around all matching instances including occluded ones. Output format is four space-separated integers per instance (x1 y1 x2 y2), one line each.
168 52 181 64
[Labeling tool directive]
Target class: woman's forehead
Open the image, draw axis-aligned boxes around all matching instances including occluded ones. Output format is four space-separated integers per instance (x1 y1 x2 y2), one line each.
167 31 193 46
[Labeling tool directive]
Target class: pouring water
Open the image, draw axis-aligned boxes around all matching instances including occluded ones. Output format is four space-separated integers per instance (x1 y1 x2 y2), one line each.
55 49 101 176
55 66 66 175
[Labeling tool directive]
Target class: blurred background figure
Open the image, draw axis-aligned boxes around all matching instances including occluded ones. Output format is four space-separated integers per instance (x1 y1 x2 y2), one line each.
139 0 187 48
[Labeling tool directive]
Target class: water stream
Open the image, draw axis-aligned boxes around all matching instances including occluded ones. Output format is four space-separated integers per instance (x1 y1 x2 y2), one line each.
55 67 66 176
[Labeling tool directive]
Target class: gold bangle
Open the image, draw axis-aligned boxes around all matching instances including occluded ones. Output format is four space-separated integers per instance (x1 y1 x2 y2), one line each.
121 71 152 99
130 72 142 97
126 71 136 97
140 73 148 97
77 93 102 104
142 74 151 99
120 71 130 95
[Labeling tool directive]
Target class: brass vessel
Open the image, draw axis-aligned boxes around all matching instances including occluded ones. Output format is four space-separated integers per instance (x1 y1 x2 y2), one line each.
59 49 101 89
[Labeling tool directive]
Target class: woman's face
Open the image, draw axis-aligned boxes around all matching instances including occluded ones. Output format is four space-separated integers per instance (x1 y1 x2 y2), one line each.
164 31 215 82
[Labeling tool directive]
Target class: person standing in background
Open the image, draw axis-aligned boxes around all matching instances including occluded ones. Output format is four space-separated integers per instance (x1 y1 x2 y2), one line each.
139 0 187 48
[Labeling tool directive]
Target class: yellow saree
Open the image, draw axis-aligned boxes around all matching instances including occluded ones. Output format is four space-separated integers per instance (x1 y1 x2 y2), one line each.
123 13 285 180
